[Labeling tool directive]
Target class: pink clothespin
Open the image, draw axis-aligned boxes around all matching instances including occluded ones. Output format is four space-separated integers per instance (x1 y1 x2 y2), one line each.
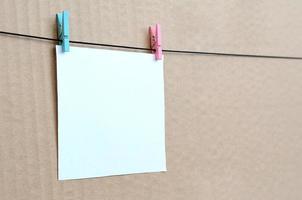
149 24 162 60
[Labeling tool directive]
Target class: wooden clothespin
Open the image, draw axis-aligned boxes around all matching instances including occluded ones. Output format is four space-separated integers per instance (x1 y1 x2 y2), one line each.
56 10 70 52
149 24 162 60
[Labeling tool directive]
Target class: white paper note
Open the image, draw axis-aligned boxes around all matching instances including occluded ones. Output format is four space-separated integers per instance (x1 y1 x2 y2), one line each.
56 46 166 180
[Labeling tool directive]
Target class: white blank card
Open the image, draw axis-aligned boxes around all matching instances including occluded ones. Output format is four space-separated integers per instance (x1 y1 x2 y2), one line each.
56 45 166 180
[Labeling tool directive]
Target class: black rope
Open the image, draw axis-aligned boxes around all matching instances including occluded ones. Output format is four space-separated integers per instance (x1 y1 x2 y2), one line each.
0 31 59 42
1 30 302 60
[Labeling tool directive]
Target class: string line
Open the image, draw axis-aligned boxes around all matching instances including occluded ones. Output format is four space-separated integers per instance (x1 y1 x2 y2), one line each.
1 30 302 60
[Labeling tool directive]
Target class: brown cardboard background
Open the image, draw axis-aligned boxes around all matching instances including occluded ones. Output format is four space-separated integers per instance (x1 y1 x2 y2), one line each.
1 0 302 199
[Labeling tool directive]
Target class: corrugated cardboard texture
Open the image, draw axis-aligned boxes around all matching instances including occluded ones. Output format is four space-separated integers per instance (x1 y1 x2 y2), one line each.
1 1 302 200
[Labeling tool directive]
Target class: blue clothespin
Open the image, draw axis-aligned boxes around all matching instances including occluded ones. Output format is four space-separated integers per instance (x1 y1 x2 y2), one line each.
56 10 69 52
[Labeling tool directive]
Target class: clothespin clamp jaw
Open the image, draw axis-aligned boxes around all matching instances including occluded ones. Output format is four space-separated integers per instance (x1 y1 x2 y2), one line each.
56 10 70 52
149 24 162 60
